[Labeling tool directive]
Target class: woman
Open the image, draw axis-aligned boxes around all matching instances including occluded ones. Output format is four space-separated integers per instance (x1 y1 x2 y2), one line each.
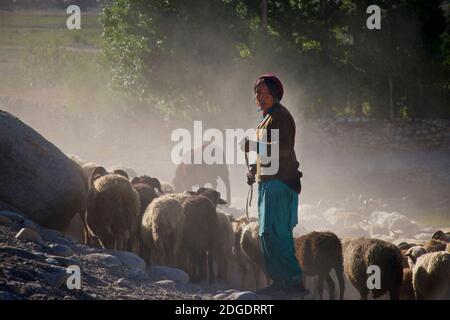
243 74 309 296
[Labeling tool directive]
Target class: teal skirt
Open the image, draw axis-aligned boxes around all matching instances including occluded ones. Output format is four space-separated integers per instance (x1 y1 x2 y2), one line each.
257 179 299 236
257 179 302 282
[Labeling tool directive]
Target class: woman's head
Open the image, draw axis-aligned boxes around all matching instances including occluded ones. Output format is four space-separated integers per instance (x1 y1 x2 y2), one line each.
254 74 284 112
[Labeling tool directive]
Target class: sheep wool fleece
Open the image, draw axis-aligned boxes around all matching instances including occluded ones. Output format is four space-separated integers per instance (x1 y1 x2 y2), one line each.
258 179 302 283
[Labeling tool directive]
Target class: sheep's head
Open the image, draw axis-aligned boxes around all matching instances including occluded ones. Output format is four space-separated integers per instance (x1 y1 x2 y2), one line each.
113 169 129 180
90 166 108 185
432 230 450 243
131 176 163 194
404 246 427 268
195 187 227 206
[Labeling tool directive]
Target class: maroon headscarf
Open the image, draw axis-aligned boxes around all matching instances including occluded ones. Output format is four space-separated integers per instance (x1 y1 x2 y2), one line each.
254 73 284 102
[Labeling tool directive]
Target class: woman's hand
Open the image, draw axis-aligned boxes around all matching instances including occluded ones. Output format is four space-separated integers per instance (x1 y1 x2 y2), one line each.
246 164 257 185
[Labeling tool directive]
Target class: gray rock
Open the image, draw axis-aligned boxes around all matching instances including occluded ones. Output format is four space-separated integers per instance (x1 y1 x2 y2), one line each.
227 291 260 300
112 251 146 271
149 266 189 284
0 215 12 225
155 280 175 289
125 268 148 281
39 266 69 286
45 258 61 266
15 228 44 244
116 278 133 287
213 293 228 300
40 228 63 241
84 253 122 268
0 110 88 232
224 289 238 294
23 219 40 232
45 256 77 268
0 210 24 222
22 283 47 295
48 244 73 257
0 246 45 262
0 291 23 300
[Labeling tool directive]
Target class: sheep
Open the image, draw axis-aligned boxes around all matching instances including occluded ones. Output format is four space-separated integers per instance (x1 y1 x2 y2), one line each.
230 216 253 288
404 246 427 268
85 166 140 252
432 230 450 243
161 182 175 194
239 221 269 289
131 176 163 193
178 187 226 283
343 238 403 300
447 243 450 252
411 251 450 300
400 246 428 300
131 176 162 214
107 165 138 179
212 209 235 284
140 194 185 267
423 239 447 253
400 267 415 300
294 231 345 300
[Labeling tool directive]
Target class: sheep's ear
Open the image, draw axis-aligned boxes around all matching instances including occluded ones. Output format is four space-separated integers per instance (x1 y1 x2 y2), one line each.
217 198 227 205
149 177 163 193
432 230 443 240
185 191 196 195
130 176 140 185
91 166 107 184
196 187 207 195
113 169 129 179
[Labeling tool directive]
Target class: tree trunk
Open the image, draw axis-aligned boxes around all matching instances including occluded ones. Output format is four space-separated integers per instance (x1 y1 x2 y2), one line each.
261 0 268 32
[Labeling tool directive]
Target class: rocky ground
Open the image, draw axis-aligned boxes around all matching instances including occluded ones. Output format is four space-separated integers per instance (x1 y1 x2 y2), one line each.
0 210 260 300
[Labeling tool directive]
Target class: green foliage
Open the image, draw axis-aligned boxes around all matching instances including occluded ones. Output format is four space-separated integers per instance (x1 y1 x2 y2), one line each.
100 0 450 119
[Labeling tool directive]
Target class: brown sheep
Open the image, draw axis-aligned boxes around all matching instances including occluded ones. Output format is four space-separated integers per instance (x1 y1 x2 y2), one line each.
140 194 184 267
178 188 226 283
400 267 415 300
107 165 138 179
85 166 140 252
343 238 403 300
294 231 345 300
431 230 450 243
423 239 447 253
131 176 162 214
212 210 235 284
131 176 163 194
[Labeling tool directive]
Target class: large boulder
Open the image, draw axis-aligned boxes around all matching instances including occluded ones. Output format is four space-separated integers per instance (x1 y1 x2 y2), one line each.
0 111 88 232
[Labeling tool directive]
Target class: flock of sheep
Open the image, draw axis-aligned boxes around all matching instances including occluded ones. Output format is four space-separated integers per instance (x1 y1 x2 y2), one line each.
66 154 450 300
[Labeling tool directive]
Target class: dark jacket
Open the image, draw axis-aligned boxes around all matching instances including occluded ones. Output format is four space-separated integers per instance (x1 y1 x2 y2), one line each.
255 103 302 193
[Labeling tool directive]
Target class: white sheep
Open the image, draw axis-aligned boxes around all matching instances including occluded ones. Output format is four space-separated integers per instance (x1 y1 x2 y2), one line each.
140 194 185 267
411 251 450 299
